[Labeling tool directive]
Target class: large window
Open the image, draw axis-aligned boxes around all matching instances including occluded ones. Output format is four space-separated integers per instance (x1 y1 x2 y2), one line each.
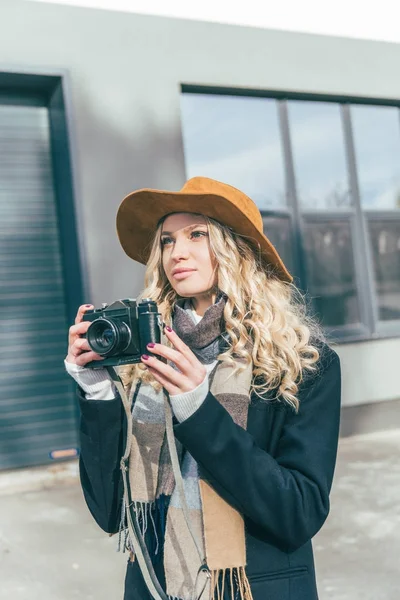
180 91 400 341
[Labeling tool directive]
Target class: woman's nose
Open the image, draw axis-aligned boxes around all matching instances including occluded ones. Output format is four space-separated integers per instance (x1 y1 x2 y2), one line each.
171 239 189 260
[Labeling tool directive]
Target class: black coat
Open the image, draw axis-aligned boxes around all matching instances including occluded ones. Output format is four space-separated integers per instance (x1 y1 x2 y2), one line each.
78 343 341 600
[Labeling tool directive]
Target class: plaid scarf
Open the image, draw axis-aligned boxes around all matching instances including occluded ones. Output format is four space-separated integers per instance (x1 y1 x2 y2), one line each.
124 297 253 600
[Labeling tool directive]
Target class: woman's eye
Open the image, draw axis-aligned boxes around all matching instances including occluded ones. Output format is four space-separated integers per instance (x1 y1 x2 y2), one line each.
161 236 174 246
190 231 207 240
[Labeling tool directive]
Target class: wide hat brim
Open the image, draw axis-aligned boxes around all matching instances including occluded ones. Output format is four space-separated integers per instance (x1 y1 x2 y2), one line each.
116 179 292 282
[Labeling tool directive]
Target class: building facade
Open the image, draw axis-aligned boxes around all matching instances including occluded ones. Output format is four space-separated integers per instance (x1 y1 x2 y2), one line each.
1 0 399 468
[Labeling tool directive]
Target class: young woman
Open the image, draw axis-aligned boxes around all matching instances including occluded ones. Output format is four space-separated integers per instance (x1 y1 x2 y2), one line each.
65 177 341 600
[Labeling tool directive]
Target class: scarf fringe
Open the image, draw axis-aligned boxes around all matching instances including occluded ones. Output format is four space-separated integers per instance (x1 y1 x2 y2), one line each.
117 497 130 554
165 567 254 600
210 567 253 600
117 495 170 561
117 498 254 600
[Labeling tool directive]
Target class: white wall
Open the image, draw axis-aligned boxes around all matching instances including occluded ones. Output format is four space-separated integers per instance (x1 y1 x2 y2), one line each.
336 339 400 406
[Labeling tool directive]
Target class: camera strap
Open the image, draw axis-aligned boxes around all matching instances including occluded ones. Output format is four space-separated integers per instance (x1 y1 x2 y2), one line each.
107 367 210 600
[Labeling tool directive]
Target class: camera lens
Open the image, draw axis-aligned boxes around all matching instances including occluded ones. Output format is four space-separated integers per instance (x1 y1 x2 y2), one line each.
98 327 114 349
87 318 131 356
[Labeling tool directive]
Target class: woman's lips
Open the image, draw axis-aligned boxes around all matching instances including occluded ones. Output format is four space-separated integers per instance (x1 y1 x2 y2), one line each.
172 269 196 280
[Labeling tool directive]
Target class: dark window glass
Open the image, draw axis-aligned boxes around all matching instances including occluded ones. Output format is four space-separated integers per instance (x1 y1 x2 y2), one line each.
180 93 286 210
262 215 293 275
368 220 400 321
288 101 351 210
303 220 360 327
351 105 400 211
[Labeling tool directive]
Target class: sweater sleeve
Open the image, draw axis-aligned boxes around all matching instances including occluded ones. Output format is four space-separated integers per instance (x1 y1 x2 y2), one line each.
78 386 126 533
64 360 117 400
169 373 209 422
173 350 341 552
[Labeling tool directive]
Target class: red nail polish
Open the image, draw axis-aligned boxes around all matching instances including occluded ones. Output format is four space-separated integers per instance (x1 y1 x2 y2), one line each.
141 354 149 360
147 343 155 348
166 326 172 332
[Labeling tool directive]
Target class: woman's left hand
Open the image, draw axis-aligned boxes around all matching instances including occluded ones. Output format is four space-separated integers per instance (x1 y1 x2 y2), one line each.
141 327 206 396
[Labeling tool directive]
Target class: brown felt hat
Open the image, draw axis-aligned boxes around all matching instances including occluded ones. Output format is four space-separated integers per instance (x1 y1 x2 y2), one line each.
116 176 292 282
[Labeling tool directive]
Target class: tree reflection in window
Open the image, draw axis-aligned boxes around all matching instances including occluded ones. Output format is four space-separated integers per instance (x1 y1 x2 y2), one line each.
262 215 293 275
303 220 361 327
368 220 400 320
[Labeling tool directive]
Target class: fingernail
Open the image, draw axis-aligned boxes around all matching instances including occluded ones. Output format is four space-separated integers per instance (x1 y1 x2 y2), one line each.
85 304 92 307
147 343 155 348
166 326 172 332
141 354 149 360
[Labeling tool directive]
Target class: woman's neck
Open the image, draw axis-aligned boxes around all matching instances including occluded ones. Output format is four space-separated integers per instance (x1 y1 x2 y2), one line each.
190 292 216 317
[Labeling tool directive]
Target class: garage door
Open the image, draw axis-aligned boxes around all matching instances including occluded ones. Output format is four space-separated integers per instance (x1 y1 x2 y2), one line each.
0 103 78 469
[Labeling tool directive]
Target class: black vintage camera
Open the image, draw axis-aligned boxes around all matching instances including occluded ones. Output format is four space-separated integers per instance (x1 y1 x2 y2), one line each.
82 298 162 369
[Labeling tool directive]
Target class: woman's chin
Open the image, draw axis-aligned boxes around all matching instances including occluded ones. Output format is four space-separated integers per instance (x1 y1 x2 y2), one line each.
172 282 206 297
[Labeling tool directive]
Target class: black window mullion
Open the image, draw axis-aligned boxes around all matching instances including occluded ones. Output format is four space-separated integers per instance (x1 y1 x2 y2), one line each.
341 103 378 336
277 100 307 289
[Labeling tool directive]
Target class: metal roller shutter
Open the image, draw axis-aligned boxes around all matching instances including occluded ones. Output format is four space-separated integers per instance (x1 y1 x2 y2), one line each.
0 104 78 469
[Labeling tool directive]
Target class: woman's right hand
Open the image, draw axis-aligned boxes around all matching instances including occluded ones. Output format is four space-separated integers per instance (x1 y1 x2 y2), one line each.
65 304 105 367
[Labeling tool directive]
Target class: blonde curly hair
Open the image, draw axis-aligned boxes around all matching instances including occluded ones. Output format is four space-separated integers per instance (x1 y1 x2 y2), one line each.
120 215 323 411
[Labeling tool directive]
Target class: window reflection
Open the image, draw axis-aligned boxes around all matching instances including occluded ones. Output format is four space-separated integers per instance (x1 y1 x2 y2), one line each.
351 105 400 211
180 93 286 210
303 220 360 327
262 215 293 275
368 220 400 320
180 91 400 334
288 101 351 210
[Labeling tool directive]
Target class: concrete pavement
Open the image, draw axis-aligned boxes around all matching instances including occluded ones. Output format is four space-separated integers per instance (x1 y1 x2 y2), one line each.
0 429 399 600
314 429 400 600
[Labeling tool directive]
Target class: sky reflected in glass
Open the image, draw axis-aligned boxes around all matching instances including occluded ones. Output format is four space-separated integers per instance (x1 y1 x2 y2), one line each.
351 105 400 211
180 93 286 210
288 101 351 210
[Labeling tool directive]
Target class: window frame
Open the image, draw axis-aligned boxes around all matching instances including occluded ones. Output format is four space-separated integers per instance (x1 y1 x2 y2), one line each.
180 85 400 343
